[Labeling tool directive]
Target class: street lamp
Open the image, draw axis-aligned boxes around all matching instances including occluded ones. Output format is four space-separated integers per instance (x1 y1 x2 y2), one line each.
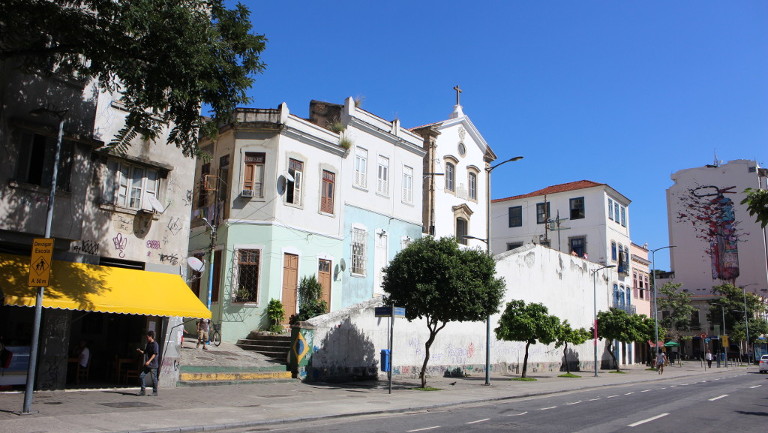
483 155 523 386
23 106 67 414
591 264 615 377
650 245 676 361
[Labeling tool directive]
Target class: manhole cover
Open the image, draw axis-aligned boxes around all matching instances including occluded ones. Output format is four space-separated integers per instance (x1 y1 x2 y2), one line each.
100 402 159 408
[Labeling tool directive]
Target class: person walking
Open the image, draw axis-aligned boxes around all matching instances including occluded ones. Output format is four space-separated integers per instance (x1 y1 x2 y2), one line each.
136 331 159 396
196 318 209 350
656 350 667 375
705 350 713 368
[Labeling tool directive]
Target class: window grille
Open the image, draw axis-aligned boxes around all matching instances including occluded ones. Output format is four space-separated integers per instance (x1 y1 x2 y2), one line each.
351 228 367 275
236 249 260 303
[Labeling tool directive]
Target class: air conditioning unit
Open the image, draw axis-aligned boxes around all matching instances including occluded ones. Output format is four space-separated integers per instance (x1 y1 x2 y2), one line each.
240 189 254 198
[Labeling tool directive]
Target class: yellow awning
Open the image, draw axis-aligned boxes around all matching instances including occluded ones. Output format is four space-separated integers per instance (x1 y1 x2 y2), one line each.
0 253 211 319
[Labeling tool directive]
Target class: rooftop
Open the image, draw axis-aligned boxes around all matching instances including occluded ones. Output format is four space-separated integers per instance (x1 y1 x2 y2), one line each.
492 180 605 203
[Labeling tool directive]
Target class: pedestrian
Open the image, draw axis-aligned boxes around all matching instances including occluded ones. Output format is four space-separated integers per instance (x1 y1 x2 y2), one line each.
77 340 90 369
196 318 209 350
705 350 713 368
656 350 667 375
136 331 159 396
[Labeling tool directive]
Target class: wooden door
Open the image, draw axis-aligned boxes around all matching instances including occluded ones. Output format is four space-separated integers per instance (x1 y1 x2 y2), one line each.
282 253 299 322
318 259 332 308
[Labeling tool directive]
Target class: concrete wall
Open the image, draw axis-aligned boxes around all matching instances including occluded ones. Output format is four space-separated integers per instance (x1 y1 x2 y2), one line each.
302 244 615 381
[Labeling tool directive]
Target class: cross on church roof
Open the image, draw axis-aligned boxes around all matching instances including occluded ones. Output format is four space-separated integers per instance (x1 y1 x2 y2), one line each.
453 85 462 106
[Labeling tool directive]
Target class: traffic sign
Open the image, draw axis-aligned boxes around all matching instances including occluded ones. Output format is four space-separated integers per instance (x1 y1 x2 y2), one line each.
29 238 54 287
705 338 711 344
700 333 707 339
375 306 406 318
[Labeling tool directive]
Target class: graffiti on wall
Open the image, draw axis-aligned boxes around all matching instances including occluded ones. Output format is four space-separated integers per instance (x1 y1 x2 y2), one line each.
676 185 746 281
112 233 128 258
70 239 100 255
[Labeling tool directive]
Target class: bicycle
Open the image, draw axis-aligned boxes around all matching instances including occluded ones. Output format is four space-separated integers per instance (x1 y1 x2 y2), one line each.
210 323 221 347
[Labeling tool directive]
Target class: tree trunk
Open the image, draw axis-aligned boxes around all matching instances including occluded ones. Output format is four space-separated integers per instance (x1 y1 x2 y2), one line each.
522 341 531 378
564 342 571 374
420 330 438 388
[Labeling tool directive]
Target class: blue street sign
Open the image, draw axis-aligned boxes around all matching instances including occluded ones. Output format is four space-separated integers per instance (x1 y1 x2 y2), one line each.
375 306 406 318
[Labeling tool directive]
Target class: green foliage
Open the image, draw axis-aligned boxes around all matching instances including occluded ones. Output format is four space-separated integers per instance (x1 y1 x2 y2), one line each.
382 236 505 387
511 377 537 381
555 320 591 374
708 284 767 343
593 308 646 371
339 136 353 150
657 282 695 340
0 0 267 157
266 299 285 333
496 300 561 378
742 188 768 228
558 373 581 378
291 275 328 323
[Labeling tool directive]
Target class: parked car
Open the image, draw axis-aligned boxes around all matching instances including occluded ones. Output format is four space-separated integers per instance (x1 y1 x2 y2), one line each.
759 355 768 373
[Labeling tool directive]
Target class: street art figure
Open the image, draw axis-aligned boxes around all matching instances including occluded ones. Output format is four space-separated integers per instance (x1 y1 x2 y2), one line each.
677 185 741 281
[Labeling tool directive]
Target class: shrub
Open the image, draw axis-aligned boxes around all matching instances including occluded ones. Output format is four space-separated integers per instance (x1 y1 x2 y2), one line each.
266 299 285 333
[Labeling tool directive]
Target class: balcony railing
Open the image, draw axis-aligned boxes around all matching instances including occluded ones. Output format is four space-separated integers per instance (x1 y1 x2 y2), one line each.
613 304 637 315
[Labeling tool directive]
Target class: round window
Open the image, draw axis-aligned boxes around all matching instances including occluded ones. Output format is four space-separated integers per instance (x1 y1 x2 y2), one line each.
458 142 466 156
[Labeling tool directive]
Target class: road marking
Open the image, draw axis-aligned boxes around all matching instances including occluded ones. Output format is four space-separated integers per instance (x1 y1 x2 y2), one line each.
624 392 634 395
467 418 489 424
659 387 666 390
680 383 689 386
669 385 676 388
506 411 528 417
628 413 669 427
589 398 601 401
640 389 651 393
708 394 728 401
407 427 441 432
606 395 618 398
539 406 557 411
749 385 761 389
566 401 582 405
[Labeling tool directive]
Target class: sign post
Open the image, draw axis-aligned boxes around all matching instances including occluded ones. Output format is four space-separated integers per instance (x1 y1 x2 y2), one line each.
375 306 405 394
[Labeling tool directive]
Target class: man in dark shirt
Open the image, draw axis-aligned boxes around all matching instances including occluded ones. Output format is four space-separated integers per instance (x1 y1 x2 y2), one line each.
136 330 159 396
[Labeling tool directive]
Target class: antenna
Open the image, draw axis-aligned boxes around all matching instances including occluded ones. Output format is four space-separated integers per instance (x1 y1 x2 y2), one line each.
339 258 347 271
187 256 205 272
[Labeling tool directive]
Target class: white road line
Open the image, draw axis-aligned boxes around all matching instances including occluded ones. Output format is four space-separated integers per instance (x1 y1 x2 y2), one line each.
624 392 634 395
506 411 528 417
749 385 761 389
680 383 689 386
628 413 669 427
640 389 651 393
540 406 557 411
606 395 618 398
407 427 441 432
659 387 666 390
708 394 728 401
566 401 582 405
466 418 490 424
589 398 601 401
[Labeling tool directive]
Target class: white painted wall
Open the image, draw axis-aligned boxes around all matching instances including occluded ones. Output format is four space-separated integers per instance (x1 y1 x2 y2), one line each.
305 245 615 379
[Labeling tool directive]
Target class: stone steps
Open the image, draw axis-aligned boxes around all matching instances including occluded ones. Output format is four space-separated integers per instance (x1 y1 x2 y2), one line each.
235 333 292 361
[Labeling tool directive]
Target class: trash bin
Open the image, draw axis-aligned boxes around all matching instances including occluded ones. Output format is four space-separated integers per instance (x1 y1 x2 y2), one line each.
380 349 390 372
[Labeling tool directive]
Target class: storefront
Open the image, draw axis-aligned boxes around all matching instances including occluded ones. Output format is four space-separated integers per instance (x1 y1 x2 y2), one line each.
0 253 210 390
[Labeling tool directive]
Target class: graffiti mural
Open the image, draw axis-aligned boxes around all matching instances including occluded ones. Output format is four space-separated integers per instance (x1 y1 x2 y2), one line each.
676 185 745 281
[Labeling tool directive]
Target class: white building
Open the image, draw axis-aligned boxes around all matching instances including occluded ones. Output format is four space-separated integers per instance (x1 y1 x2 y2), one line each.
412 102 495 245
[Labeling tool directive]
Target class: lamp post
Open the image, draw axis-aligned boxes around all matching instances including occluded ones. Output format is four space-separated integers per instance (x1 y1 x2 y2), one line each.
650 245 676 361
23 107 67 414
740 284 754 363
591 264 616 377
482 155 523 386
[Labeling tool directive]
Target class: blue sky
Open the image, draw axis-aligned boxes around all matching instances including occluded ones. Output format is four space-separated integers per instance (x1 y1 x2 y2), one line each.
236 1 767 270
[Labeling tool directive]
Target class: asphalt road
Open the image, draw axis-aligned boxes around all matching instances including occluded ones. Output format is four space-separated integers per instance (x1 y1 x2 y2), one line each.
225 370 768 433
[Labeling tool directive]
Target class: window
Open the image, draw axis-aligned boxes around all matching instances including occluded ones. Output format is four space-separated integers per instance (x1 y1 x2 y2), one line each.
569 236 586 257
536 202 550 224
614 202 620 222
445 162 455 192
235 249 260 303
618 245 628 274
456 217 468 245
608 198 614 221
620 206 627 227
321 170 335 214
198 163 210 208
242 152 265 198
508 206 522 227
15 131 74 191
354 147 368 188
402 165 413 204
351 227 367 276
286 158 303 205
613 284 620 306
633 271 638 288
611 241 617 261
377 156 389 195
570 197 585 220
104 160 159 210
507 242 524 251
468 172 477 200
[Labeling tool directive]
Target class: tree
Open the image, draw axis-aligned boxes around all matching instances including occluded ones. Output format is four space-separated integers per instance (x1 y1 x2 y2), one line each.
382 237 505 388
495 300 561 378
593 308 644 371
0 0 266 156
657 282 695 342
555 320 591 374
291 275 327 323
742 188 768 228
708 284 766 338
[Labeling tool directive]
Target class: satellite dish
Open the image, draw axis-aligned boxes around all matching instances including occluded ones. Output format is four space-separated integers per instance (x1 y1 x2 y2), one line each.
339 258 346 271
146 195 165 213
187 257 205 272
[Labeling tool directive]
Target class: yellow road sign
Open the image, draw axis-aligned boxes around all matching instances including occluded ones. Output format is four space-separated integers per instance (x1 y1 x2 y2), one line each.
29 238 54 287
721 335 729 347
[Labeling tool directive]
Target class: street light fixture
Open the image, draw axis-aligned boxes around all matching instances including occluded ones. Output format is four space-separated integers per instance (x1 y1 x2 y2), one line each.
650 245 676 361
483 155 523 386
591 264 615 377
23 106 67 414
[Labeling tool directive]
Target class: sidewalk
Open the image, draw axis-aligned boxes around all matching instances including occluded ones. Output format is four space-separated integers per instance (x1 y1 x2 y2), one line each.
0 363 748 433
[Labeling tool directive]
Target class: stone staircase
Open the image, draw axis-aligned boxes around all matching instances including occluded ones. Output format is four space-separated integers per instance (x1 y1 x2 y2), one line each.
235 332 292 362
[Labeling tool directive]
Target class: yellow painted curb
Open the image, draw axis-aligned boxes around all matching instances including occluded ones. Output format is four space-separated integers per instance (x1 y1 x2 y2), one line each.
179 371 293 382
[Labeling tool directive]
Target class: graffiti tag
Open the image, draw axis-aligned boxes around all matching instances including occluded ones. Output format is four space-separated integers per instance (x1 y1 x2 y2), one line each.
112 233 128 258
146 240 162 249
159 253 179 265
167 217 183 235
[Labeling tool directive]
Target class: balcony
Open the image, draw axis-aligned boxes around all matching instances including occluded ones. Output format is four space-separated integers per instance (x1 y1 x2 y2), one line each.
613 304 637 315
